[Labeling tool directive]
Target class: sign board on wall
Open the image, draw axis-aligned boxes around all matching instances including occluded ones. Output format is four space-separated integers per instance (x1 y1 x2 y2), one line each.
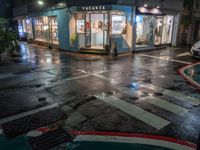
77 5 112 11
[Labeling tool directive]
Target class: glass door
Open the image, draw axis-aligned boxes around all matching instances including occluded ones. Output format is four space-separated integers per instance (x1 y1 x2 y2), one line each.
90 13 104 48
85 13 91 47
85 13 108 49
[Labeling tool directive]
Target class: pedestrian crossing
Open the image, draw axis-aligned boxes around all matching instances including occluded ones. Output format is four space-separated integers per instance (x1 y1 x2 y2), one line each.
140 84 200 106
96 84 200 130
97 96 170 130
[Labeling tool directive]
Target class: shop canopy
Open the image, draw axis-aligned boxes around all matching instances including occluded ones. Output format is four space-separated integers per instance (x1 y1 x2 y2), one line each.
136 7 165 16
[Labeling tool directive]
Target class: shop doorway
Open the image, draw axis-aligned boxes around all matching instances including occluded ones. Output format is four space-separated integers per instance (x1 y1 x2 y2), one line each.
85 13 108 49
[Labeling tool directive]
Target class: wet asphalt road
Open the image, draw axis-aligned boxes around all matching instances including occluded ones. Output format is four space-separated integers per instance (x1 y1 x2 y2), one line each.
0 43 200 143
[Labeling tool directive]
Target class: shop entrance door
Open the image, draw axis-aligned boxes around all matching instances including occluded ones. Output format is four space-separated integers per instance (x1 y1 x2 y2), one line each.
85 13 108 49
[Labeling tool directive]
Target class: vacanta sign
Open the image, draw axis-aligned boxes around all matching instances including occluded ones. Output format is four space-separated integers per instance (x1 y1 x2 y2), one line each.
78 5 111 11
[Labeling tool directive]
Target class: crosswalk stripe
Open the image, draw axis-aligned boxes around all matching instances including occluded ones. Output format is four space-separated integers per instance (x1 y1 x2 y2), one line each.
140 54 192 65
97 96 170 130
119 87 188 115
141 84 200 106
147 96 188 115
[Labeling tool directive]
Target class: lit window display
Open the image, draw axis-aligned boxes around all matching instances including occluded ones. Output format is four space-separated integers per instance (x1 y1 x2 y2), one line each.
18 19 33 39
111 15 126 34
76 19 85 33
161 16 173 44
154 17 163 45
34 16 59 44
136 15 155 47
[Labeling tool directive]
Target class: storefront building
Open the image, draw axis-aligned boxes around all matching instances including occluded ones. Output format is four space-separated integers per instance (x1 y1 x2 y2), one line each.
13 0 184 53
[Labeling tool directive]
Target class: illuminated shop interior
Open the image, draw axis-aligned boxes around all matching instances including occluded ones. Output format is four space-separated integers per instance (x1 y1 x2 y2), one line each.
34 16 59 44
71 10 128 50
136 15 174 47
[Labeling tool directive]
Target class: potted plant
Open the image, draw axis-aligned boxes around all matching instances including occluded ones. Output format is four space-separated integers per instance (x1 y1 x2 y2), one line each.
70 34 77 47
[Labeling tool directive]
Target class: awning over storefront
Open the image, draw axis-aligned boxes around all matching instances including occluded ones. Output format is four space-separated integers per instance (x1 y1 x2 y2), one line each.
136 7 165 16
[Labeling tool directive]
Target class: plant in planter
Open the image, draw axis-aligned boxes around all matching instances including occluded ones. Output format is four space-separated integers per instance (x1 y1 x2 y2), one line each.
70 34 77 47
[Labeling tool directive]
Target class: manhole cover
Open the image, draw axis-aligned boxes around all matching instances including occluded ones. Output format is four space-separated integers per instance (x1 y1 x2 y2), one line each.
28 128 72 150
1 108 65 138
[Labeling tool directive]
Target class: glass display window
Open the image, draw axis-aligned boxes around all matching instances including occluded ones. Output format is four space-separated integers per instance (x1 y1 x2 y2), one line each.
76 19 85 34
34 16 59 44
136 15 155 47
161 15 174 44
18 19 33 39
154 17 164 45
111 15 126 34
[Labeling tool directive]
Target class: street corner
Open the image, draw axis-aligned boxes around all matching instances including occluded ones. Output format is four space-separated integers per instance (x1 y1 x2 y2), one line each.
0 128 197 150
178 62 200 90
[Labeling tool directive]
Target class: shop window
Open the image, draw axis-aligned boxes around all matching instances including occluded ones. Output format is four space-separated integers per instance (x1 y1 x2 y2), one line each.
18 19 33 39
111 15 126 34
76 19 85 34
34 16 59 44
154 17 164 45
136 15 155 47
161 16 173 44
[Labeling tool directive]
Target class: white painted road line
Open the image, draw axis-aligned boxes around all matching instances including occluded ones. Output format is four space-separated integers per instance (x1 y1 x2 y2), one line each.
97 96 170 130
140 54 192 65
148 96 188 115
142 84 200 106
75 135 195 150
120 87 188 115
0 97 76 125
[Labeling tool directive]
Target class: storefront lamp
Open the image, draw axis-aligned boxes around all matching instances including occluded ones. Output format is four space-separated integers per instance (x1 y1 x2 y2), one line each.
38 0 44 6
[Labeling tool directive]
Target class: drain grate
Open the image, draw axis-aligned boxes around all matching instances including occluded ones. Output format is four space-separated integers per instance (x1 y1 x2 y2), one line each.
28 128 72 150
1 108 66 138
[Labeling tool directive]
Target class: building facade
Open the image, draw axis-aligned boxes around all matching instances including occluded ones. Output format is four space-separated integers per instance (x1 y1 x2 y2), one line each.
13 0 184 53
178 0 200 45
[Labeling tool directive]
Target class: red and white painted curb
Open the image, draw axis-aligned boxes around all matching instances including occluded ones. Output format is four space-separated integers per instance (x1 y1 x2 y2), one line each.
69 131 196 150
178 62 200 90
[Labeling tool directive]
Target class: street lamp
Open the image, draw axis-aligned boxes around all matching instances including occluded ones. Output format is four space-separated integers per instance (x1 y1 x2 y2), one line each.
37 0 44 6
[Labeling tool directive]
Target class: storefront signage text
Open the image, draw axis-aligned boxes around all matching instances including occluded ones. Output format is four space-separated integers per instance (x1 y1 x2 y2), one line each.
80 6 108 11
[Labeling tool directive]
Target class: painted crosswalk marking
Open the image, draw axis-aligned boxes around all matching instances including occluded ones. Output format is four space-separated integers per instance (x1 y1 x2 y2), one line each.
141 84 200 106
120 87 188 115
140 54 192 65
97 96 170 130
147 96 188 115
